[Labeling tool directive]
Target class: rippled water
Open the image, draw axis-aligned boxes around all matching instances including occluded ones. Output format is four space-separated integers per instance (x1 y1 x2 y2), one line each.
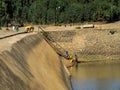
70 63 120 90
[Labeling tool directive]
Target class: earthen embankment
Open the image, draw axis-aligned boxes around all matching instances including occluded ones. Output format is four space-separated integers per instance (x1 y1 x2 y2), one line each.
0 33 71 90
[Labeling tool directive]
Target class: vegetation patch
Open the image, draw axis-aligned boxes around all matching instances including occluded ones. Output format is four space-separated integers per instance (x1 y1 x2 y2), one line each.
1 0 120 26
75 27 81 29
109 30 117 35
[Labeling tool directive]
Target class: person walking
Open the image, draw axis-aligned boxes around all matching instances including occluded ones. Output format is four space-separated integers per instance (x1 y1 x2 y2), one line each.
75 54 78 63
12 25 15 31
69 55 73 63
65 51 69 59
16 25 19 32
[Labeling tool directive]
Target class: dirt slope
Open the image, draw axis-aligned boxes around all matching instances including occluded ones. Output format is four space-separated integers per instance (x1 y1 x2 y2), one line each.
0 33 71 90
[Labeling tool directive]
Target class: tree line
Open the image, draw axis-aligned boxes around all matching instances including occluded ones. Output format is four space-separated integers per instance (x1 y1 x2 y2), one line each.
0 0 120 27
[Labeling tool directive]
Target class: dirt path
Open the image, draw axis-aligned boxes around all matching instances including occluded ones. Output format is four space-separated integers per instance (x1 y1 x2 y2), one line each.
0 31 37 52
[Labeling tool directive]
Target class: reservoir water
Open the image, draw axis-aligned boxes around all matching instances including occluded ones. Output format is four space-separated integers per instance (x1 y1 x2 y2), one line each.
70 62 120 90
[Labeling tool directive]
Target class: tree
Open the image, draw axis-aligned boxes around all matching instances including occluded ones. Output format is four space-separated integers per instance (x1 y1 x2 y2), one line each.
1 0 120 26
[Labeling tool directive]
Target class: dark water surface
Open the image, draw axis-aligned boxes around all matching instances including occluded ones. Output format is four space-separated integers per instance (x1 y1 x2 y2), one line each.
70 63 120 90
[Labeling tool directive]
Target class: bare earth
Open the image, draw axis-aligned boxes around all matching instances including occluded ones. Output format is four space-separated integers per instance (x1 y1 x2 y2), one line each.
0 22 120 90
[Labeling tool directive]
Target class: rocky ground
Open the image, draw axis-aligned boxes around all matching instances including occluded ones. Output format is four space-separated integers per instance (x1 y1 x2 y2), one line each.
43 22 120 63
1 21 120 63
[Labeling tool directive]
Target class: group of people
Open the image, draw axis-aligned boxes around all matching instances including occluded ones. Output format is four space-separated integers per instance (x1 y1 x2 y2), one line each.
12 25 19 32
65 51 78 63
6 23 19 32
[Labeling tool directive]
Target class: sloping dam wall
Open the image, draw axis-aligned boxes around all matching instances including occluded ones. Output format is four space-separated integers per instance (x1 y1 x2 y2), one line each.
0 34 71 90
